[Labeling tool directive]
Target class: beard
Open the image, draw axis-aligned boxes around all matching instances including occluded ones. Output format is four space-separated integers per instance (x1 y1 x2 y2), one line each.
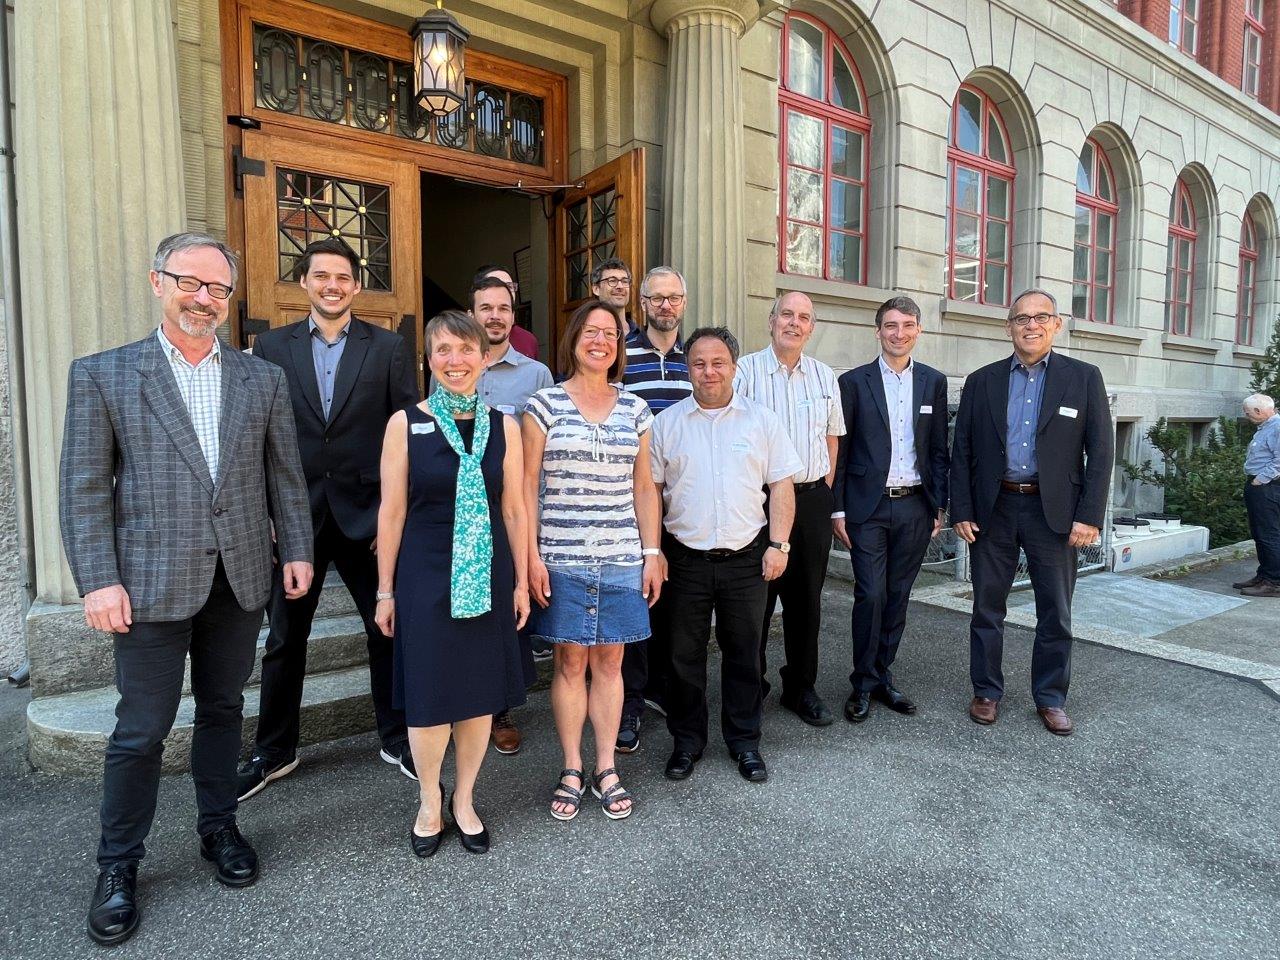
177 309 219 338
646 312 681 332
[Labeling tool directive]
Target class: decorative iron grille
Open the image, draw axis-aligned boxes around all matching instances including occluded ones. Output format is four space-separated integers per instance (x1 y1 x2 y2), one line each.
563 188 617 301
253 24 545 166
276 168 391 291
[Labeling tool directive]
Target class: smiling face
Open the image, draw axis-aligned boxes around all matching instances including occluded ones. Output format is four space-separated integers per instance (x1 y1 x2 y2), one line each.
471 284 515 347
640 272 685 333
149 245 233 340
573 307 621 376
428 328 487 395
687 335 736 409
300 252 360 322
1006 292 1062 364
876 308 922 362
768 292 815 355
592 267 632 312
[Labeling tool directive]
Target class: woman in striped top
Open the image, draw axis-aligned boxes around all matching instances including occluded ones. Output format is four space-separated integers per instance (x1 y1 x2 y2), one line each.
523 299 664 821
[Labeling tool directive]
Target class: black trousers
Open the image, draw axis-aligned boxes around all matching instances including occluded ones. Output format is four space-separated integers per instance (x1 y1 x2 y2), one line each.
620 590 672 718
848 490 934 692
665 533 768 755
1244 478 1280 582
968 490 1077 707
256 513 406 762
759 482 834 697
98 561 264 868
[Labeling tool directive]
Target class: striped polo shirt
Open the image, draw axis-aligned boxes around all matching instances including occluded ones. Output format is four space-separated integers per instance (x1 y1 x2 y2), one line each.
621 326 692 415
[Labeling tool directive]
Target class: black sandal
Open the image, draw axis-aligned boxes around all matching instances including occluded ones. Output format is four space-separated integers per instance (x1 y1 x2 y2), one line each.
550 768 585 821
591 767 633 820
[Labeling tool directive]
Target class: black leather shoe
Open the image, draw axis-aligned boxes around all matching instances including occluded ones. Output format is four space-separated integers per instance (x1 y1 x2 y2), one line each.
199 824 259 887
411 782 446 858
844 691 871 723
780 690 834 727
449 792 490 854
236 754 299 802
871 684 917 715
87 863 139 946
664 750 701 781
733 750 768 783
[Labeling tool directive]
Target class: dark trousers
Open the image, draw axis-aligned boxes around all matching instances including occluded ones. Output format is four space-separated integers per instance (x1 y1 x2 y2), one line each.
665 533 768 754
759 483 834 698
256 513 406 762
98 561 264 868
968 490 1077 708
848 491 933 692
1244 479 1280 581
621 590 672 717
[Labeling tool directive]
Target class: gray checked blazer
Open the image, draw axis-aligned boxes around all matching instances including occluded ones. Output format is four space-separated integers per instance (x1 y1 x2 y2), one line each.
59 332 313 621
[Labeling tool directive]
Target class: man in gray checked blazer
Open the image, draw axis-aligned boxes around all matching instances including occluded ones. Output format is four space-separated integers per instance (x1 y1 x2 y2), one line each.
60 232 313 948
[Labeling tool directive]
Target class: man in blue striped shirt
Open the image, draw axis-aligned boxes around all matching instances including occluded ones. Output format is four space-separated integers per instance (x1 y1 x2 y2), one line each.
1238 393 1280 597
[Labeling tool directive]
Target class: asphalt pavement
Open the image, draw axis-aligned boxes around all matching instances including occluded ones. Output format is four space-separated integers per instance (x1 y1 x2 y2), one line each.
2 591 1278 960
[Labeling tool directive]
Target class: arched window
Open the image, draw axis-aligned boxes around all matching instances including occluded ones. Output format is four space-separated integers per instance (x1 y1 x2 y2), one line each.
1238 215 1259 345
1073 138 1118 323
1166 179 1197 336
778 12 870 284
947 84 1014 306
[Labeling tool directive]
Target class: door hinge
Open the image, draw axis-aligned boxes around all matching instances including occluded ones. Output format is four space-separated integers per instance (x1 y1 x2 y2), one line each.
232 145 266 197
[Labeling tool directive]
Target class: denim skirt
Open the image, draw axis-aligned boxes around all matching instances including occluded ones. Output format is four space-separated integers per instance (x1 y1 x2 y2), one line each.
529 563 651 646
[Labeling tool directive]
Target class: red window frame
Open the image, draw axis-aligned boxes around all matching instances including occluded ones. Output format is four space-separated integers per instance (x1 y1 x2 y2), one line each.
1166 179 1197 336
777 11 871 285
1244 2 1265 99
946 83 1015 307
1169 0 1200 55
1238 215 1259 345
1073 138 1119 324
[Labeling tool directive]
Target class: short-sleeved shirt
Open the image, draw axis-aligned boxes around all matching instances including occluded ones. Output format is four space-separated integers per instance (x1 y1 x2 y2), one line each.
525 385 654 566
475 347 553 415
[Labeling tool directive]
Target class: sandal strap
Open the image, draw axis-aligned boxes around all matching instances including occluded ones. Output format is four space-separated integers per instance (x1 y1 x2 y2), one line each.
560 768 585 783
551 784 583 805
592 767 617 785
598 783 631 804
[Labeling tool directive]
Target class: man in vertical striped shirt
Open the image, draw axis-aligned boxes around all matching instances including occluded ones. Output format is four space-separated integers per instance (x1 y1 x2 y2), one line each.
734 291 847 726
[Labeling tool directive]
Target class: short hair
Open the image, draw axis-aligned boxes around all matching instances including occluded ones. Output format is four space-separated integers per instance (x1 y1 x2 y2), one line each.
1008 287 1059 320
639 265 686 298
558 299 627 381
591 257 631 286
874 295 922 328
153 232 239 288
768 291 816 324
295 238 360 280
425 309 486 352
684 326 740 363
469 275 515 310
472 263 510 286
1243 393 1276 413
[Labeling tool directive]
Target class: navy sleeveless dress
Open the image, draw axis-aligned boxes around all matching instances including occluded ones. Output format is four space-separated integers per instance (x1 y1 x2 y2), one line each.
391 405 528 727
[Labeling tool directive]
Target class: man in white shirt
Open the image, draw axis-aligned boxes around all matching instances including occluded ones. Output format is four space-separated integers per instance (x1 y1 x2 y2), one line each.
650 327 802 784
735 291 846 726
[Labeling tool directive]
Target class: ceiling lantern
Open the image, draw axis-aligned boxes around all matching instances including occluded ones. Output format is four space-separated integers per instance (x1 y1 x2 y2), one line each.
409 1 470 117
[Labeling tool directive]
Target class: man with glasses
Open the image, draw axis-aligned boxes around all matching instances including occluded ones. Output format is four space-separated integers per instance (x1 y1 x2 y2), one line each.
951 289 1113 736
616 266 694 753
61 233 312 946
591 257 638 336
475 263 540 359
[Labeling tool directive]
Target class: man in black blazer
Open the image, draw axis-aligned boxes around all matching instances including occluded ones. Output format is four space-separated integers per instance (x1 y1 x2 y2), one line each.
238 238 420 798
950 289 1113 736
833 296 949 723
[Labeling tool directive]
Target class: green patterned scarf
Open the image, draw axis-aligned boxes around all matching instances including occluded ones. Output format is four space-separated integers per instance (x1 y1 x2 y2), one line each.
426 387 492 618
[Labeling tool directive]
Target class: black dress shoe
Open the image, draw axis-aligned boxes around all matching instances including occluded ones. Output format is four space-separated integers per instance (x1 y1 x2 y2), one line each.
780 690 834 727
844 691 871 723
449 792 490 854
199 824 259 887
871 684 917 715
733 750 768 783
664 750 701 781
411 782 446 858
87 863 139 946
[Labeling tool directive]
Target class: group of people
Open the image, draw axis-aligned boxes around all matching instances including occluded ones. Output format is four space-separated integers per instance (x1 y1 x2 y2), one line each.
62 232 1120 948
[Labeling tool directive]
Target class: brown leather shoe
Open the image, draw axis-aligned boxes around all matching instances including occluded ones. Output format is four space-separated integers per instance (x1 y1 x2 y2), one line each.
490 711 521 754
1240 580 1280 598
968 697 998 725
1232 575 1263 589
1037 706 1074 736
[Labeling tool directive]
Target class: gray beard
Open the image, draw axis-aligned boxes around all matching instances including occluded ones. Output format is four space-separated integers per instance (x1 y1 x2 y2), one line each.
177 314 218 338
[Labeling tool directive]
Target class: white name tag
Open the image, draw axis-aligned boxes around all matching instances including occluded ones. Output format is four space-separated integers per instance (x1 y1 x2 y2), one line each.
496 404 515 416
411 421 436 434
731 439 751 453
1059 406 1078 419
919 405 933 414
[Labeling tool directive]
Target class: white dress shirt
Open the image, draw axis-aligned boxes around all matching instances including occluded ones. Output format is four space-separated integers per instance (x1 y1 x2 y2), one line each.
880 355 922 486
733 346 846 483
156 326 222 481
649 392 803 551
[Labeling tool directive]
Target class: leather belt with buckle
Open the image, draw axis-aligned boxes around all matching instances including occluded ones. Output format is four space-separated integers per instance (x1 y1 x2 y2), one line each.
1001 480 1040 494
794 480 826 493
885 485 922 498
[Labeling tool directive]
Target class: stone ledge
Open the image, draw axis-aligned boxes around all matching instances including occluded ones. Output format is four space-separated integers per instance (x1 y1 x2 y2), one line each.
775 273 898 318
1066 316 1146 344
1160 332 1221 356
939 298 1008 326
1232 344 1267 360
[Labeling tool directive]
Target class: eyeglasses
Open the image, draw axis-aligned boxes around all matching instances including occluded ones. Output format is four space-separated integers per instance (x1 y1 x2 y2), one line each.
644 294 685 307
1009 312 1056 327
160 270 232 300
581 326 620 342
597 276 631 288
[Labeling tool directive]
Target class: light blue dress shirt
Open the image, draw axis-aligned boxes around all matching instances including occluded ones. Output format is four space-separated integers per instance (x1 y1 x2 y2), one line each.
1245 413 1280 484
1006 353 1049 481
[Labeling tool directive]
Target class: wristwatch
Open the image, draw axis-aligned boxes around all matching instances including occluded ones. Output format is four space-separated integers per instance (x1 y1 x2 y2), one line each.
375 591 394 601
768 540 791 554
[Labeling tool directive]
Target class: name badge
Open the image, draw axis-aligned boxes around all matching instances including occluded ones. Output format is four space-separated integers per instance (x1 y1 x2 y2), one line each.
1058 406 1078 419
919 405 933 414
797 399 812 409
411 421 436 435
730 439 751 453
496 404 516 416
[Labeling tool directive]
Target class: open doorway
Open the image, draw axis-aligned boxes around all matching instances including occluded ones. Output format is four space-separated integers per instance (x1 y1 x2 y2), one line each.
420 172 551 362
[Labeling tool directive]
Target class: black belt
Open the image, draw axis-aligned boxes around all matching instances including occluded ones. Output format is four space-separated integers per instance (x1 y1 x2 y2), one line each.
1001 480 1040 494
885 484 922 499
794 480 828 493
673 532 765 561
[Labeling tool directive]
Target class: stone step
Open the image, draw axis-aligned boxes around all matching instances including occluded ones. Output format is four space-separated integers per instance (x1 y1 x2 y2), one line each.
243 613 371 688
27 666 376 776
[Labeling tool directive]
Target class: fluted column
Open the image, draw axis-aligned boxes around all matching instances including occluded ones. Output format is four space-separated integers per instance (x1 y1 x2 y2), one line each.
16 0 186 605
652 0 765 341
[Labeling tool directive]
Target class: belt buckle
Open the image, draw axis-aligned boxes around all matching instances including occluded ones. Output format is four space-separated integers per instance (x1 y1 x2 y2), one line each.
887 485 905 498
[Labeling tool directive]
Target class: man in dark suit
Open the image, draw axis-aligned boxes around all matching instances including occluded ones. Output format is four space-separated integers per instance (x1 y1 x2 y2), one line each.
238 238 420 800
950 288 1113 736
833 296 949 723
61 233 313 946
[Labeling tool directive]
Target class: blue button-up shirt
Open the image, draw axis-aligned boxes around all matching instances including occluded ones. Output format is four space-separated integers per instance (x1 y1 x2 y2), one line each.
309 318 350 420
1006 352 1049 481
1245 413 1280 484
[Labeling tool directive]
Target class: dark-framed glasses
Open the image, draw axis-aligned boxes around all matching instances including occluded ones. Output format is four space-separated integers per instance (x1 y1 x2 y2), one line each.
644 294 685 307
598 276 631 288
1009 312 1055 327
160 270 232 300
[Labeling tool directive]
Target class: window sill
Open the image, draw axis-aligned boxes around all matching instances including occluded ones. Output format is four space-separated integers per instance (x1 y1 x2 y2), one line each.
774 273 898 319
1160 333 1220 355
1232 343 1267 360
1066 316 1145 344
939 299 1008 326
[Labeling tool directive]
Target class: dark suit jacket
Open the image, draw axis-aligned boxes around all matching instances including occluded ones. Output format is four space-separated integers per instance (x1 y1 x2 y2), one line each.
252 316 419 541
950 351 1113 535
59 334 312 620
834 359 950 524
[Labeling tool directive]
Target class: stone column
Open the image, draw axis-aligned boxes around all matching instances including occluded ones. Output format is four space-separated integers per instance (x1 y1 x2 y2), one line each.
16 0 186 612
651 0 765 342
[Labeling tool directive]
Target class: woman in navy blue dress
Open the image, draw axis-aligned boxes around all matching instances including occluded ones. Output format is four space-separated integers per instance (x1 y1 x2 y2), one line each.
375 311 529 857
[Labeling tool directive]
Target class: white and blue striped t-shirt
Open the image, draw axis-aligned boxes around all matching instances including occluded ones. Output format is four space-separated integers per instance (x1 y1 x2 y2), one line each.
525 385 654 566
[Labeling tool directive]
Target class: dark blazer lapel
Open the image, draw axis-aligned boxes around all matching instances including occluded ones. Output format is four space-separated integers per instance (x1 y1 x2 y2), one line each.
865 363 890 430
138 336 215 494
213 351 253 497
1036 353 1071 435
288 321 326 424
986 360 1011 445
913 364 930 466
326 317 371 427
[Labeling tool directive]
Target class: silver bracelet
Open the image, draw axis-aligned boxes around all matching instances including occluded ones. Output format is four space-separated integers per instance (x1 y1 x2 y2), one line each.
375 591 394 601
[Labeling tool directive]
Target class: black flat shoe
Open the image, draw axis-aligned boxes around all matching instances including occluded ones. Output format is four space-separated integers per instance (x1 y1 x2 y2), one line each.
780 690 834 727
664 750 701 781
871 684 917 715
199 823 258 887
844 691 871 723
448 792 490 854
411 782 446 858
733 750 768 783
87 863 139 946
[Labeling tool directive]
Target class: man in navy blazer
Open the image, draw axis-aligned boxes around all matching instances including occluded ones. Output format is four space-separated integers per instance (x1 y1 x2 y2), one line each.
950 289 1113 736
833 296 949 723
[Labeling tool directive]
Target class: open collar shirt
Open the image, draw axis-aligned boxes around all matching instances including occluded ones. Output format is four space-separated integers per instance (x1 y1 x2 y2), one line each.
156 325 222 482
476 344 553 414
308 317 350 420
879 355 922 486
1245 413 1280 484
1005 351 1050 481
